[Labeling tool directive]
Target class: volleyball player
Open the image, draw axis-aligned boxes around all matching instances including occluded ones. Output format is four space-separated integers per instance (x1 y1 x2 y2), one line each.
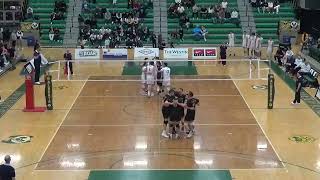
185 91 200 138
168 97 182 139
156 61 163 94
140 61 147 95
175 88 186 133
160 62 171 94
143 61 156 97
161 89 175 138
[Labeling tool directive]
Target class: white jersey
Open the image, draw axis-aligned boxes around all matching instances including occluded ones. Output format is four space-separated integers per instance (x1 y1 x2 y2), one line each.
255 37 263 51
245 34 250 48
161 67 171 81
249 35 256 50
267 40 273 54
228 33 235 47
141 65 147 84
145 64 156 85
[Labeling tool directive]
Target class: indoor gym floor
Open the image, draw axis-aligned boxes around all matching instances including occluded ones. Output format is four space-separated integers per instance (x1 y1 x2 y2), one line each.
0 49 320 179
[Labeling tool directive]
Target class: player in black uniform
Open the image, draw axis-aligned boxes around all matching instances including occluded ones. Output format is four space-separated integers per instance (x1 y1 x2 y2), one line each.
175 88 186 133
184 91 199 138
161 89 175 138
156 61 163 95
168 97 182 139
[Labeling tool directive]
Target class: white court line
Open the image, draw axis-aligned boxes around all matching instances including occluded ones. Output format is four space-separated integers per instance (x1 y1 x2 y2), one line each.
34 79 88 170
34 168 286 172
78 95 241 98
61 123 258 127
232 80 286 169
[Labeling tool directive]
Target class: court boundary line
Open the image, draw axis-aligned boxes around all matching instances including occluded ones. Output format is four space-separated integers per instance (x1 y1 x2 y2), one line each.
34 79 88 170
60 123 258 127
33 168 286 172
232 80 286 169
78 95 241 98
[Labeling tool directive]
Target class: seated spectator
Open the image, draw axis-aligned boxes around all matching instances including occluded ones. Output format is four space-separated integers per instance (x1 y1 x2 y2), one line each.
267 1 274 13
177 5 185 15
179 15 190 30
250 0 257 7
273 0 280 14
178 28 184 41
217 8 225 23
192 25 202 40
53 28 60 41
208 6 214 18
258 0 267 14
200 6 208 19
192 4 200 19
231 9 240 27
113 0 117 5
225 9 231 19
175 0 182 4
201 26 208 41
27 7 33 19
221 0 228 10
104 9 111 22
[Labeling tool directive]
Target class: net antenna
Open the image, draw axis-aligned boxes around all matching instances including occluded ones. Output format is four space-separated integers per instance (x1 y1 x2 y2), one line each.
47 59 271 82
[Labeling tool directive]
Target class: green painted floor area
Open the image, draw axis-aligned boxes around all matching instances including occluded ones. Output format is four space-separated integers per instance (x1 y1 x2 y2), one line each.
122 62 198 75
89 170 232 180
270 61 320 117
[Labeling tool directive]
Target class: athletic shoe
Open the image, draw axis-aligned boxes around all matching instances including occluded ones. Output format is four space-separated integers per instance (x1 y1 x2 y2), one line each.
187 132 193 138
35 82 41 85
161 131 169 138
291 102 296 105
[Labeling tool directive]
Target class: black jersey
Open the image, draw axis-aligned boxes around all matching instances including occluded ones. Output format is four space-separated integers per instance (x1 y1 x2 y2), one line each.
169 105 182 122
162 94 175 119
156 61 162 79
185 98 199 121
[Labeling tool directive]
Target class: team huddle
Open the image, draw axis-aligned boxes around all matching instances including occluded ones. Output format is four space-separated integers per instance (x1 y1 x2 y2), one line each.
140 59 199 138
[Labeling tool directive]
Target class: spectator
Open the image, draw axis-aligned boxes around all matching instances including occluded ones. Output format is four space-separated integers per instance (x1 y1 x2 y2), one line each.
175 0 182 4
230 9 239 27
200 6 208 19
34 40 40 51
10 31 17 48
177 5 185 15
273 0 280 14
53 28 60 41
78 14 84 26
208 6 214 18
266 38 274 60
113 0 117 5
178 28 184 41
220 43 228 66
151 33 157 48
250 0 257 7
192 4 200 19
221 0 228 10
267 1 274 13
258 0 267 14
217 8 225 23
0 155 15 180
27 7 33 19
192 25 202 40
201 26 208 41
274 47 284 65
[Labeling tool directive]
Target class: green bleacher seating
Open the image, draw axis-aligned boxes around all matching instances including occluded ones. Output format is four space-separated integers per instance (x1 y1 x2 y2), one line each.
167 0 242 45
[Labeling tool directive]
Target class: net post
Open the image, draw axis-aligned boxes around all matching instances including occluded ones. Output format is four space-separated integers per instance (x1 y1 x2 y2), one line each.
257 59 261 79
249 59 252 79
57 61 61 81
67 61 70 80
267 73 275 109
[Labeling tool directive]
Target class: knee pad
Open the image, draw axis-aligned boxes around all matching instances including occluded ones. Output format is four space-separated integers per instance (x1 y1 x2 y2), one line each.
164 120 168 125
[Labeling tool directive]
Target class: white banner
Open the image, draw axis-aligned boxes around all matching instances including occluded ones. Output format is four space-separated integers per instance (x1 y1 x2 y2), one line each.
102 49 128 60
192 48 217 59
163 48 188 59
75 49 100 60
134 48 159 59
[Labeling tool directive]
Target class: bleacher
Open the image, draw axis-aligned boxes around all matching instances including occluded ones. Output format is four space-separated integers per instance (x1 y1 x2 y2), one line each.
167 0 242 45
25 0 68 46
80 0 154 47
253 2 295 44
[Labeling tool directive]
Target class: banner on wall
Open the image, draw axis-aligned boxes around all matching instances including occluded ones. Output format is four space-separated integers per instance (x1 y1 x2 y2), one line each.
134 48 159 59
75 49 100 60
192 48 217 59
163 48 188 59
102 49 128 60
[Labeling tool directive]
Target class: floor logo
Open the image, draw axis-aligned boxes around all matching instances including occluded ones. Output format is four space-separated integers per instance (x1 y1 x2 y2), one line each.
2 135 33 144
252 85 268 90
288 135 316 143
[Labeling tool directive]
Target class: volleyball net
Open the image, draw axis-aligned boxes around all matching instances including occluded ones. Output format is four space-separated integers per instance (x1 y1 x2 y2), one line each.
47 59 271 82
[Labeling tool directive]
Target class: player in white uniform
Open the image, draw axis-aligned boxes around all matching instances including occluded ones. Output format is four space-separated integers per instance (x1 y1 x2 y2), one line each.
255 35 263 58
249 33 256 58
140 62 147 95
228 32 235 56
160 62 171 94
143 61 156 97
266 38 274 60
242 31 250 56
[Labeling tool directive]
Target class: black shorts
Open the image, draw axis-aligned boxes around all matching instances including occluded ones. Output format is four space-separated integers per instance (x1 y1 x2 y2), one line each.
185 110 195 121
178 108 185 119
162 108 170 119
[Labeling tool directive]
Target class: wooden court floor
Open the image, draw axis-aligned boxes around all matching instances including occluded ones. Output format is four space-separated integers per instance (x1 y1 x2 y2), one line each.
36 76 282 170
0 51 320 179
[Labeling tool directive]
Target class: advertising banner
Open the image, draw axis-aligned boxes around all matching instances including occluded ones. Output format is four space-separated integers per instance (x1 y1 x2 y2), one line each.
163 48 188 59
75 49 100 60
134 48 159 59
192 48 217 59
102 49 128 60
